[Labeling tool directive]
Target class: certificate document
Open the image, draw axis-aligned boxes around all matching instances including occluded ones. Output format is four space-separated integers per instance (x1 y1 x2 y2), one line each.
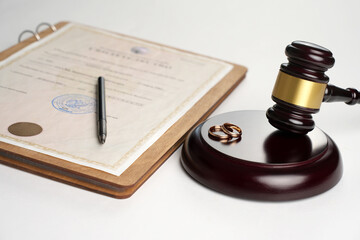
0 23 233 175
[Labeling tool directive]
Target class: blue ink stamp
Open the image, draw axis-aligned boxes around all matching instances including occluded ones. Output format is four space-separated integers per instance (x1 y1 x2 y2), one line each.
52 94 95 114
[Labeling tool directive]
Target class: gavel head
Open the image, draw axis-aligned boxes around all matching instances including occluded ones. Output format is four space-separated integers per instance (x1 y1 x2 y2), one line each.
266 41 335 134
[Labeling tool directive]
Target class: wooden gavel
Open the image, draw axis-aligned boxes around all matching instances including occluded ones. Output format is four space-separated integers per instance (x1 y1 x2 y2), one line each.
266 41 360 134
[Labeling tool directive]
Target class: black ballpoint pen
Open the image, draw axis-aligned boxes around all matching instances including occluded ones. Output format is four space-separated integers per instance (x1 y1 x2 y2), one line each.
97 76 107 144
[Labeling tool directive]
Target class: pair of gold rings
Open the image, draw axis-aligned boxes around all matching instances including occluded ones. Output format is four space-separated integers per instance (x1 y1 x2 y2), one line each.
208 123 242 142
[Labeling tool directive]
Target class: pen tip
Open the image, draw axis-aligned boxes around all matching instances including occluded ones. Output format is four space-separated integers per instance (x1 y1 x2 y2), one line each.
99 134 106 144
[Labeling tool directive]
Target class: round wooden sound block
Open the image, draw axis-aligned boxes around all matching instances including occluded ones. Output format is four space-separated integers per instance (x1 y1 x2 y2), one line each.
181 110 343 201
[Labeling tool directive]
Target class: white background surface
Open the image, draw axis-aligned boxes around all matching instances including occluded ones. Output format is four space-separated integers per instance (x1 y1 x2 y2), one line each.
1 0 360 239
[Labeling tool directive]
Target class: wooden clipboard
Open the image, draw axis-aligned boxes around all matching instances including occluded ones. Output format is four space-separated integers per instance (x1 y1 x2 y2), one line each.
0 21 247 198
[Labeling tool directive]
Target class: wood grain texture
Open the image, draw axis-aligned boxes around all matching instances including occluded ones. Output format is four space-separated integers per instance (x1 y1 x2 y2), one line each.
0 21 247 198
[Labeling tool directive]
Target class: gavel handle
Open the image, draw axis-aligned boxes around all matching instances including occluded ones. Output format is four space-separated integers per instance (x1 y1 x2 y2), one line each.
323 84 360 105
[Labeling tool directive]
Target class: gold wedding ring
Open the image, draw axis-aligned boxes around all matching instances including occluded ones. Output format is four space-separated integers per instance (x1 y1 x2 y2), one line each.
208 125 231 141
208 123 242 143
221 123 242 138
